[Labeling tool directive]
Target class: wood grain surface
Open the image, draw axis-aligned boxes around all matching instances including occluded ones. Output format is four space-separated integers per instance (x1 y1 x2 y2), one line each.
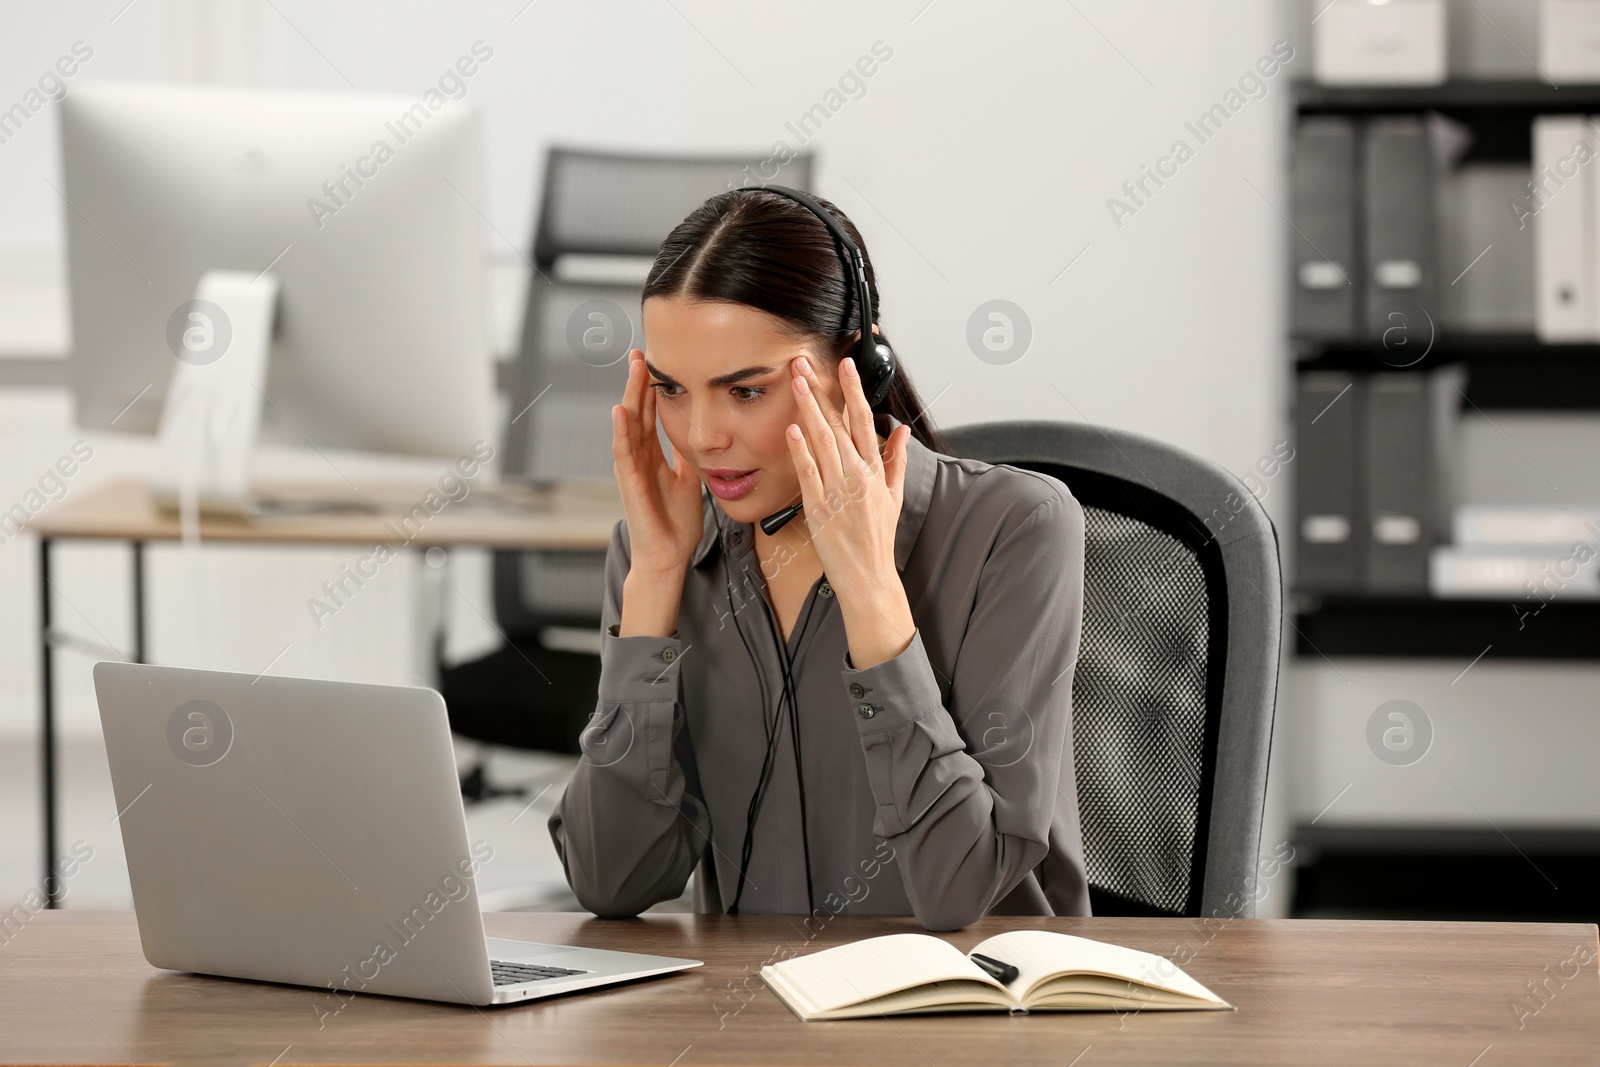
28 478 621 550
0 911 1594 1066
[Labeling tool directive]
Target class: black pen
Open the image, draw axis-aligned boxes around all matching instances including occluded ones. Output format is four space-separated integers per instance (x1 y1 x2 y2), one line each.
971 952 1019 984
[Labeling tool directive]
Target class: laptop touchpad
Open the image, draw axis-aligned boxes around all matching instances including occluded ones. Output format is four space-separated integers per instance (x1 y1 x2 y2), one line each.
487 938 584 961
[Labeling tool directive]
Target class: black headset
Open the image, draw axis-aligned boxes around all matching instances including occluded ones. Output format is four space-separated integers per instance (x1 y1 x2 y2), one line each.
719 185 895 914
734 185 898 537
719 537 818 914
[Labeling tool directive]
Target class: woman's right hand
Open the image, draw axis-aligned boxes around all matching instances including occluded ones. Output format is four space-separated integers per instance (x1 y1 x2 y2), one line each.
612 348 703 578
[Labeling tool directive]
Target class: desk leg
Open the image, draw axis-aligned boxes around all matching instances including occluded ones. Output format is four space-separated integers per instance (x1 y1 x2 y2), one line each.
39 537 58 909
132 541 146 664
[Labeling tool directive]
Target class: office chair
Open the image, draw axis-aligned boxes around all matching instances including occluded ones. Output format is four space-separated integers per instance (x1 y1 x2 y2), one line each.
941 420 1282 920
440 148 814 801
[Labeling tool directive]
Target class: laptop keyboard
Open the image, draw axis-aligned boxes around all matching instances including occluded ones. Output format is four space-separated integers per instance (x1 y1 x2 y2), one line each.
490 959 590 986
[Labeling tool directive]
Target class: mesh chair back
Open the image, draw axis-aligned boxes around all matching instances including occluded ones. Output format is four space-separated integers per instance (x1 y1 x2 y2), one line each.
495 149 814 635
943 421 1281 919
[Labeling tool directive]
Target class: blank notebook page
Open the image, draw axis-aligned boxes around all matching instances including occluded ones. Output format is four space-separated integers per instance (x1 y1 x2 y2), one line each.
767 934 995 1013
975 930 1225 1003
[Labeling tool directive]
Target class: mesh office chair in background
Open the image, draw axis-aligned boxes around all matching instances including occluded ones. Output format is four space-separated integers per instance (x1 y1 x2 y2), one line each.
942 420 1282 919
440 148 813 799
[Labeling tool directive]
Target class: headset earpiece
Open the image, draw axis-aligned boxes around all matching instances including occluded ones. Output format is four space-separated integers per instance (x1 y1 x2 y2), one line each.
858 329 897 413
736 183 894 413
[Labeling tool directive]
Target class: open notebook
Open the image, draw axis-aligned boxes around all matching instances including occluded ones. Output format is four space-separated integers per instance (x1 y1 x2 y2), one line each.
761 931 1233 1020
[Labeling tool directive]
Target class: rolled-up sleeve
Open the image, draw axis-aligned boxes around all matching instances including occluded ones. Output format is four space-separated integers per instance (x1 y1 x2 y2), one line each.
547 519 709 918
840 488 1086 931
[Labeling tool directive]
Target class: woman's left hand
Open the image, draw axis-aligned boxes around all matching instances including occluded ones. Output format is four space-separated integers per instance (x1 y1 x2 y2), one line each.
786 353 916 667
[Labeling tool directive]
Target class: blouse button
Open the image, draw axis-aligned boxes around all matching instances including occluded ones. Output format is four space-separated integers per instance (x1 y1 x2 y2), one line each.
819 581 834 599
857 703 875 719
848 682 866 699
661 648 677 663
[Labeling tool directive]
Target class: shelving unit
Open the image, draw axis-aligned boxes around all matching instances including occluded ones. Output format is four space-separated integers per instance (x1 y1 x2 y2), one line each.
1298 334 1600 411
1290 81 1600 927
1292 825 1600 922
1298 80 1600 110
1297 80 1600 163
1290 80 1600 662
1295 595 1600 659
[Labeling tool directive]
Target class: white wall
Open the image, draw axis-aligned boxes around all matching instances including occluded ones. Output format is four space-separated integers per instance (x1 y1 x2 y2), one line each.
0 0 1292 738
675 1 1290 476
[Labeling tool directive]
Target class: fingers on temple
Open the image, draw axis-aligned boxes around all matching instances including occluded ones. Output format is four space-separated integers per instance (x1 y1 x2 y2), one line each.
630 351 654 454
794 364 842 477
786 422 824 498
841 358 878 475
642 370 661 458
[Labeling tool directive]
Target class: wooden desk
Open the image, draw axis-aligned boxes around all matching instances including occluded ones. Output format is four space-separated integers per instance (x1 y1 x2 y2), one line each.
30 477 624 550
29 477 621 907
1 912 1595 1065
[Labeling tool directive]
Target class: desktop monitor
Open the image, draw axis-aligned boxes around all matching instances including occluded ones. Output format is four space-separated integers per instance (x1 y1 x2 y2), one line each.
59 82 493 509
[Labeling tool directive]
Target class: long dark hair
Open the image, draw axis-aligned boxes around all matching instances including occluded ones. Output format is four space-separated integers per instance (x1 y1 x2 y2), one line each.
642 188 949 454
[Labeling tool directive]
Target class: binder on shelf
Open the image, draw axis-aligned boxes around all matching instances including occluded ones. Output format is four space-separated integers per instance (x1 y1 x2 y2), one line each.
1291 118 1360 340
1532 115 1597 341
1360 364 1467 594
1294 370 1363 593
1362 118 1437 346
1435 160 1536 332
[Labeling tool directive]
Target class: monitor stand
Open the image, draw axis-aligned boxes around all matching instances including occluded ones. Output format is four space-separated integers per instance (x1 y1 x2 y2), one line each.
150 271 279 519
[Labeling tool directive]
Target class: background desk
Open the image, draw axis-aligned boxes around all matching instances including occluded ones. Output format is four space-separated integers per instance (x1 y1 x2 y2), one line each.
1 912 1595 1065
29 477 622 906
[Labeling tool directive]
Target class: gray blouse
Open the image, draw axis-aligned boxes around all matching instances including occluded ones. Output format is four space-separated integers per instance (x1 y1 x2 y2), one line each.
548 419 1091 931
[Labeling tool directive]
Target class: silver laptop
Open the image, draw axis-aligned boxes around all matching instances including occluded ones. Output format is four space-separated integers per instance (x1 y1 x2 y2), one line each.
92 661 700 1007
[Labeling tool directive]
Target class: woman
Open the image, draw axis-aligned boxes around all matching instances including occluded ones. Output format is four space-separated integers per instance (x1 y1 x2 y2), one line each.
548 187 1090 931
